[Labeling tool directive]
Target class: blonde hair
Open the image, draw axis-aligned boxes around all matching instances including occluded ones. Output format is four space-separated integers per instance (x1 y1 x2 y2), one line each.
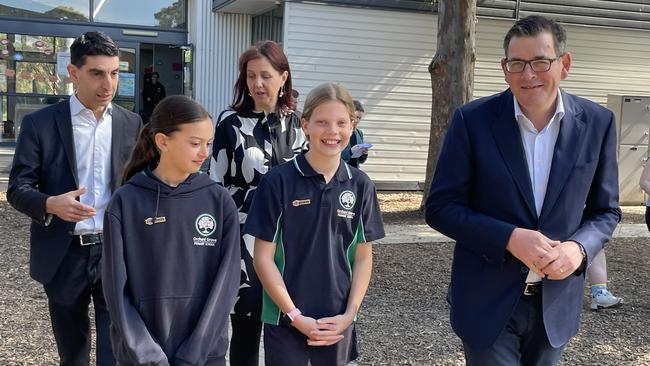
301 82 356 123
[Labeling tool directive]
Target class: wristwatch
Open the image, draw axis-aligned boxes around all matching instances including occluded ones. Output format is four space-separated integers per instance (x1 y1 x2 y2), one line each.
286 308 302 322
574 243 587 275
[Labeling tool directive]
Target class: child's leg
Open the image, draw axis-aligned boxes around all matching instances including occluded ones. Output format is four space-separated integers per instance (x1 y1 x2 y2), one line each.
587 250 623 310
263 324 310 366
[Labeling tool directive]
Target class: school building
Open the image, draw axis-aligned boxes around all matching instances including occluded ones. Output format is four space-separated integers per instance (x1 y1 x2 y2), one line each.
1 1 649 197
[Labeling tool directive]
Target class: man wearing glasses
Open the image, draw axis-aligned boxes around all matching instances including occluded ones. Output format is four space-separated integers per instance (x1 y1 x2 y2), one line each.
425 15 620 365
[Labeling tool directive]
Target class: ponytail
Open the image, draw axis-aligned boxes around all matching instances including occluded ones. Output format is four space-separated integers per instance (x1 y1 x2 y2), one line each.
120 95 211 185
121 123 160 185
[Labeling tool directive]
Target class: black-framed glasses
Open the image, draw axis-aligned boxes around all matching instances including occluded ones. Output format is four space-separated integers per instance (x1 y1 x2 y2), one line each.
503 56 563 73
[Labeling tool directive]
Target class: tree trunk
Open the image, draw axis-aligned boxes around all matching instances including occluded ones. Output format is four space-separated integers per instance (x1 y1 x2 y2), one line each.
420 0 477 209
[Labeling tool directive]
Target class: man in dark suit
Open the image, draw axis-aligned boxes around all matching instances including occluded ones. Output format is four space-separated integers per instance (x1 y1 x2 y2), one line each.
8 32 141 365
425 16 620 365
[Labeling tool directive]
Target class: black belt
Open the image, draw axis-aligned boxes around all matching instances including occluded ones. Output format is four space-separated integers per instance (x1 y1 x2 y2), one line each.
523 282 541 296
76 233 103 246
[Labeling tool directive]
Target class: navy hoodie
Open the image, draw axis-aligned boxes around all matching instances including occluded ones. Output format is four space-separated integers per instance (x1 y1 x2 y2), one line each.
102 170 240 366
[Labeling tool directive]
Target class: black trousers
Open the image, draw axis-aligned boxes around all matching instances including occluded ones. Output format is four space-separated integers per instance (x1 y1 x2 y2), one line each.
645 206 650 232
229 313 262 366
263 323 357 366
43 240 114 366
463 293 565 366
229 231 263 366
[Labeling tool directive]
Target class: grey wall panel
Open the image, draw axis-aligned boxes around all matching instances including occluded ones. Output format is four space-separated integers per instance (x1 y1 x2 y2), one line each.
189 0 251 118
283 4 650 186
284 2 436 183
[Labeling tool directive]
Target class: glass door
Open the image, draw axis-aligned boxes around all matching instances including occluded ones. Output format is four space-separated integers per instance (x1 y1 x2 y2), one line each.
0 33 75 143
113 42 139 113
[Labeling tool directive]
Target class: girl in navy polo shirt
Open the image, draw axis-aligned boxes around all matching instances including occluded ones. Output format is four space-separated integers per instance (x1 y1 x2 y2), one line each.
102 96 240 366
246 83 385 366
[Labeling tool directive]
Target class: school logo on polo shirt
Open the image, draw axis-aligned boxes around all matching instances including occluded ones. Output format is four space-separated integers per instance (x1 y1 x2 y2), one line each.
337 190 356 219
193 213 218 246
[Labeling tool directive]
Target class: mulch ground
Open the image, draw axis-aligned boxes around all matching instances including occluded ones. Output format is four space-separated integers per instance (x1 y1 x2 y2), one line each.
1 192 648 365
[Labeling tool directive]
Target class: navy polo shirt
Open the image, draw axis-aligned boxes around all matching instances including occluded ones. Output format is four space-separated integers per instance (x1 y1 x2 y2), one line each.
244 154 385 325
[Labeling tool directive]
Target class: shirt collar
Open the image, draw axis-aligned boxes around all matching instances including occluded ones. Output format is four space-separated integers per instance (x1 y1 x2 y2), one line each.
292 154 353 182
513 89 565 133
70 94 113 118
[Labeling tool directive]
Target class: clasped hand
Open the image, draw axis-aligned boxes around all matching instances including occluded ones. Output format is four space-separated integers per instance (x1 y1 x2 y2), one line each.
292 313 354 346
506 228 583 280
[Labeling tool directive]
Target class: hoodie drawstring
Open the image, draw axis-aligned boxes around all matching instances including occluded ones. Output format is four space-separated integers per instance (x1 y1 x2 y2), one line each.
145 184 166 225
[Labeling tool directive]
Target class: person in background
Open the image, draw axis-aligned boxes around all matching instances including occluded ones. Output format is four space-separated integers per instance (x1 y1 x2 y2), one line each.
640 160 650 232
211 40 306 366
341 100 369 168
143 71 166 122
248 82 384 366
587 251 623 310
7 31 142 365
425 15 620 365
290 88 301 117
103 95 240 365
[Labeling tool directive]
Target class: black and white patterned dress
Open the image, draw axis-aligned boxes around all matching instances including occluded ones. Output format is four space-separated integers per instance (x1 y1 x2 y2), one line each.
211 109 306 317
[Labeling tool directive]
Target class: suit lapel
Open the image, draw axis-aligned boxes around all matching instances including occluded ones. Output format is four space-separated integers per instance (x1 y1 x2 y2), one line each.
539 92 585 221
490 91 537 219
55 101 79 188
110 106 125 192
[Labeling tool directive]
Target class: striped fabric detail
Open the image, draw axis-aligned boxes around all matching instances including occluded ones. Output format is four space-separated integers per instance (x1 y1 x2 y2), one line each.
345 216 366 322
346 216 366 277
292 158 305 176
261 212 286 325
343 161 352 179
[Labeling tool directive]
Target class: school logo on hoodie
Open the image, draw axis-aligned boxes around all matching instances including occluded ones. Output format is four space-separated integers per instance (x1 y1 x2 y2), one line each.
193 213 217 246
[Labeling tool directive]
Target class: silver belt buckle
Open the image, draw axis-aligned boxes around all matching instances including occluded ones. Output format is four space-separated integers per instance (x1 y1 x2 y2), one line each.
524 283 539 296
79 235 95 246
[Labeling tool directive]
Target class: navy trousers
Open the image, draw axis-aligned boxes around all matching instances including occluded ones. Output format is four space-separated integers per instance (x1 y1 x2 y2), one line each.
463 292 565 366
43 240 114 366
263 323 357 366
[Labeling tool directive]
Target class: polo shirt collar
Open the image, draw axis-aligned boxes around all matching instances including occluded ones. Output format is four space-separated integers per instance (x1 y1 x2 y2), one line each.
292 154 352 182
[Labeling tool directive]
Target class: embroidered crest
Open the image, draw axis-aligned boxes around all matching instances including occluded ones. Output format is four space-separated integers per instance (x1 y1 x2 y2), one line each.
339 190 356 210
195 214 216 237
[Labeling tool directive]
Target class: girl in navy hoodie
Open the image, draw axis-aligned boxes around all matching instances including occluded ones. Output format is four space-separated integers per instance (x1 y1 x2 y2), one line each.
102 95 240 366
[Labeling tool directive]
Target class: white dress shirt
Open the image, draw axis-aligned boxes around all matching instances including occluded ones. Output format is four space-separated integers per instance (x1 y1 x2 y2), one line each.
70 94 113 235
513 90 565 283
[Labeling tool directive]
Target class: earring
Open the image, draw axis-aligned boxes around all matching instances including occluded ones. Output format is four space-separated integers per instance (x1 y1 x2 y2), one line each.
279 85 285 98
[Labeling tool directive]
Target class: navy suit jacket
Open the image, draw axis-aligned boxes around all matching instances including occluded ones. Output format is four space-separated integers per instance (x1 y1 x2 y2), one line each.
8 100 141 284
425 89 621 349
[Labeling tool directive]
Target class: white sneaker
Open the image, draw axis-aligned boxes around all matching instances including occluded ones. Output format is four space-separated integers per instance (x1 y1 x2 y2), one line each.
591 289 623 310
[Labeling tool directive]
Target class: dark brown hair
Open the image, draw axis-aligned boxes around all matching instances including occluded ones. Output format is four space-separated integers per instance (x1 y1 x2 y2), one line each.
70 31 119 68
503 15 567 58
231 40 293 115
121 95 211 184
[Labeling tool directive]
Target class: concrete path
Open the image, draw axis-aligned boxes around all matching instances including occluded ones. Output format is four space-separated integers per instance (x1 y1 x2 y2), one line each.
377 223 650 245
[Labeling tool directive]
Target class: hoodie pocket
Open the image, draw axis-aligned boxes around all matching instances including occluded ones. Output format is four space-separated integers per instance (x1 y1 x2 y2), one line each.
137 296 205 356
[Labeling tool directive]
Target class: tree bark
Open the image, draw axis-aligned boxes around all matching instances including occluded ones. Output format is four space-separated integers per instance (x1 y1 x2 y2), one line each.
420 0 477 208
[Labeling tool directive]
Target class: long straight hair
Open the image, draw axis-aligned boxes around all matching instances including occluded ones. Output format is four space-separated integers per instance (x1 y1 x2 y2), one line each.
121 95 211 184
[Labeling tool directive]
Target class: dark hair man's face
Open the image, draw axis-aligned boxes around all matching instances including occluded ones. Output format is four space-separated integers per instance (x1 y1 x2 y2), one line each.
67 55 120 114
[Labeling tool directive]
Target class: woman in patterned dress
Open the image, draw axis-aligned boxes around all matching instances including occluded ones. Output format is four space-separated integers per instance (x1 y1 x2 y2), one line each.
211 40 306 366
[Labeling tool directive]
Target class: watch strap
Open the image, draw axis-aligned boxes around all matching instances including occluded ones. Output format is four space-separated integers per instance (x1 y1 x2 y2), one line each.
286 308 302 322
